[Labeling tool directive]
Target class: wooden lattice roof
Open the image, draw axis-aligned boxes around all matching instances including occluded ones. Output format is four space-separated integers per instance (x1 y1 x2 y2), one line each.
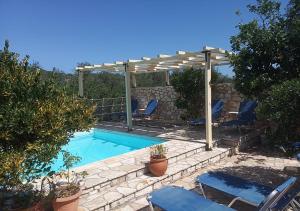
76 46 231 73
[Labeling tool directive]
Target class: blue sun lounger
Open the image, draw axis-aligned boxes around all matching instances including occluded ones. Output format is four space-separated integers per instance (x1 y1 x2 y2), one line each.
293 141 300 151
148 178 296 211
148 186 234 211
119 98 139 118
221 100 257 127
131 98 139 114
189 99 224 126
134 99 158 118
196 172 297 209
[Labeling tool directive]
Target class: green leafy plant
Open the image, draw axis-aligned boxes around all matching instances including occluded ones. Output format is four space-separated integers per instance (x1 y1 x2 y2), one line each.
0 40 94 208
150 144 167 159
43 151 87 198
257 79 300 144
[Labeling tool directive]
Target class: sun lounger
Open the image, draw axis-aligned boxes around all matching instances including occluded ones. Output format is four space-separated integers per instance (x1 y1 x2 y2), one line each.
197 171 297 209
221 100 257 127
134 99 158 118
148 186 235 211
189 99 224 126
148 178 297 211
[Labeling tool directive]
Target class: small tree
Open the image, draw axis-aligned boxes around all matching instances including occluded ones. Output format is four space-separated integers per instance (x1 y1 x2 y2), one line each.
170 68 221 119
0 40 95 192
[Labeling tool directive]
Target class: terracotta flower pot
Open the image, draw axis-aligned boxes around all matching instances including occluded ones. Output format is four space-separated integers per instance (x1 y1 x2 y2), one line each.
52 190 81 211
149 156 168 176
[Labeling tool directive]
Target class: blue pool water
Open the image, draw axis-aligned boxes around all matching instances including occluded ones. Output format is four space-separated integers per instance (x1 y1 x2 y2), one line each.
51 128 162 171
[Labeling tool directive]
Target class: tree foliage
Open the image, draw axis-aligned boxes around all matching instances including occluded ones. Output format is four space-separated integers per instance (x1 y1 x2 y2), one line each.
170 68 228 119
231 0 300 98
83 72 125 99
0 41 95 189
230 0 300 142
37 66 168 100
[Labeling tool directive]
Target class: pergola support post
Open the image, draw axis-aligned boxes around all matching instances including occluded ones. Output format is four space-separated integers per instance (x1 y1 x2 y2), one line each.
165 71 170 86
204 50 212 150
132 74 137 88
124 63 133 131
78 70 84 97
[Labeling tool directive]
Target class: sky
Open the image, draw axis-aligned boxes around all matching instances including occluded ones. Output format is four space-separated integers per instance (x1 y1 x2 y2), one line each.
0 0 288 76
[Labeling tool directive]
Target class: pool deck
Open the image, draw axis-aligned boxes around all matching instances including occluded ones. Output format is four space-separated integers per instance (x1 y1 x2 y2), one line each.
78 122 237 211
76 121 300 210
115 150 299 211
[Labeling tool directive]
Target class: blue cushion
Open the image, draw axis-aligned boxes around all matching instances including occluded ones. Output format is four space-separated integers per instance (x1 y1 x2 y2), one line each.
131 98 138 113
144 99 158 116
190 118 206 126
221 100 257 127
148 186 235 211
197 172 296 207
292 142 300 150
197 172 273 206
189 99 224 126
275 177 297 193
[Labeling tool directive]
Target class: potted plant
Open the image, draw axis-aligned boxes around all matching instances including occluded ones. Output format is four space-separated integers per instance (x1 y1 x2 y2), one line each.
149 144 168 176
44 151 87 211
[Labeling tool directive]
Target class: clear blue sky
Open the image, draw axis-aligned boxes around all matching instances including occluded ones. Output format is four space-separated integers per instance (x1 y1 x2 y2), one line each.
0 0 288 76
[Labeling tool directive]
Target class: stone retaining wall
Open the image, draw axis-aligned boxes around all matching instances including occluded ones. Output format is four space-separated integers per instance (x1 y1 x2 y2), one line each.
212 83 243 116
131 86 184 121
132 83 243 121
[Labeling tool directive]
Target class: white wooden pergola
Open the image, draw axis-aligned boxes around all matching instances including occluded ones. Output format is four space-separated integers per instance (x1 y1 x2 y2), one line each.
76 46 231 150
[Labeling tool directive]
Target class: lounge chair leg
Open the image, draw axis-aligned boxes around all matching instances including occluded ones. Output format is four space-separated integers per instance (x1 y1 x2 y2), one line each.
228 197 257 208
290 201 300 210
198 183 206 198
228 197 241 207
147 195 155 211
292 199 300 208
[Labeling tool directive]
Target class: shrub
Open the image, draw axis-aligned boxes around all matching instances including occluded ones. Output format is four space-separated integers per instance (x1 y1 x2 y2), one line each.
257 79 300 143
0 40 95 192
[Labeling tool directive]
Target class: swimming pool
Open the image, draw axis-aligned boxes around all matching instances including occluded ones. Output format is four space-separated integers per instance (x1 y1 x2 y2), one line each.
51 128 162 171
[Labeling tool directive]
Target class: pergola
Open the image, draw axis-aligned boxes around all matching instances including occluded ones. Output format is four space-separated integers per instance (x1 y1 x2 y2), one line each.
76 46 231 150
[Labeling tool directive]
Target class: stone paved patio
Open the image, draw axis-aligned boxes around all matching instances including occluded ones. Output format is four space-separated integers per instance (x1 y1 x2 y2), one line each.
76 121 240 210
115 149 299 211
96 121 245 142
75 121 294 211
